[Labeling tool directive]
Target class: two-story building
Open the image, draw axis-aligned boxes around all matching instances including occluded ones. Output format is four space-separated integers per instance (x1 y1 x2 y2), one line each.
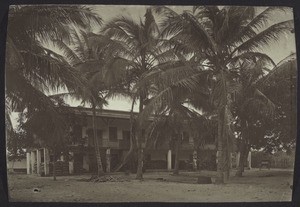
25 106 251 176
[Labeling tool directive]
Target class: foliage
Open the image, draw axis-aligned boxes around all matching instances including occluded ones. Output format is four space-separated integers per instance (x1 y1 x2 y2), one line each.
6 5 102 115
4 5 295 181
6 130 27 162
150 6 294 181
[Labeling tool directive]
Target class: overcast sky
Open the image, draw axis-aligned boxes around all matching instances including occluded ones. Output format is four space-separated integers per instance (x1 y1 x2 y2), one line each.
9 5 297 128
91 5 296 63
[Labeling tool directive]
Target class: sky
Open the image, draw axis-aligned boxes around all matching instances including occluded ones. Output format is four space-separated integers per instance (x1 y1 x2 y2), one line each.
9 5 297 128
91 5 296 63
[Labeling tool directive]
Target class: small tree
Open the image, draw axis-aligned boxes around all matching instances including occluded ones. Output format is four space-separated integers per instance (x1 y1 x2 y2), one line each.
6 130 27 171
21 99 71 180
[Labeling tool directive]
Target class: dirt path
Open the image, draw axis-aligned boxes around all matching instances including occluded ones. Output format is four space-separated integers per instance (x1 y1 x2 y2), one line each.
7 169 293 202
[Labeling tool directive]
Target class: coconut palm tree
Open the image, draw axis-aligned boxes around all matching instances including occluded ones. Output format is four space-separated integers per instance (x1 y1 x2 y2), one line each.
6 5 102 119
258 53 297 149
99 8 178 180
151 5 294 183
48 28 128 177
232 58 276 176
237 53 297 164
141 87 205 174
6 5 103 177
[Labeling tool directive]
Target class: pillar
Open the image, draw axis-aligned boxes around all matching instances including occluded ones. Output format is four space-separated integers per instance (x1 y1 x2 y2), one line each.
247 151 252 169
216 151 219 164
26 152 31 174
106 148 111 173
192 150 197 171
30 151 36 174
36 149 41 175
44 148 50 176
167 149 172 170
69 152 74 174
83 154 90 172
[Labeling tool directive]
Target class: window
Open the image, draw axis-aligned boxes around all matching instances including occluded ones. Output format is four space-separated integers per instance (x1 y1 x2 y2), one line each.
122 130 131 141
109 127 118 141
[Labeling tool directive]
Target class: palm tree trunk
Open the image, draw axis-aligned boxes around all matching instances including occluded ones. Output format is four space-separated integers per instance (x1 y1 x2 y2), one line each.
92 103 104 177
136 140 143 179
236 143 245 177
173 134 181 175
236 120 249 177
236 147 250 176
53 148 56 181
216 109 225 184
136 95 144 180
113 98 136 172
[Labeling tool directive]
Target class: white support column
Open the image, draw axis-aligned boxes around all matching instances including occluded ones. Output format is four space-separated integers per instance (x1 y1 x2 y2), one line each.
69 152 74 174
26 152 31 174
247 151 252 169
216 151 219 165
106 148 111 173
82 127 87 139
83 154 90 172
60 155 64 161
192 150 197 171
36 149 41 175
30 151 36 174
44 148 49 176
167 149 172 171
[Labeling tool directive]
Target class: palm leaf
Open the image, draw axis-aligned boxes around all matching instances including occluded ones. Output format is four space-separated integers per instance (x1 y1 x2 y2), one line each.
233 20 294 54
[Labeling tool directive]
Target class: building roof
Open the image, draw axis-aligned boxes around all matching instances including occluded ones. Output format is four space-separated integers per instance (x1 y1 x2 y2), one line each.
68 106 138 120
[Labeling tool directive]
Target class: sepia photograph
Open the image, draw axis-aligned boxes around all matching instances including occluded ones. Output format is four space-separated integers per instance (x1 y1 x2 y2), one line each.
4 4 297 203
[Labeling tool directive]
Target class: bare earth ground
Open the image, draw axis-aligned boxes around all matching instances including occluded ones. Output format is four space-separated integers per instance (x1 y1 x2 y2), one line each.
7 169 294 202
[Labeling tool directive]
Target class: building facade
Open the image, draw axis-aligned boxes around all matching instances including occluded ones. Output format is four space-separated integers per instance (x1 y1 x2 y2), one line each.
25 107 251 176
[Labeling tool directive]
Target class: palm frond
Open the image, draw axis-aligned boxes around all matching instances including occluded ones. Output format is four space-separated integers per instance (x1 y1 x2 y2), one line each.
233 20 294 54
231 7 292 46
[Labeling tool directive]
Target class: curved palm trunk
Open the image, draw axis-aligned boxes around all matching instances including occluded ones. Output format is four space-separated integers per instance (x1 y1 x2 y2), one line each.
173 134 181 175
91 103 104 177
113 98 136 172
113 124 135 172
136 95 144 180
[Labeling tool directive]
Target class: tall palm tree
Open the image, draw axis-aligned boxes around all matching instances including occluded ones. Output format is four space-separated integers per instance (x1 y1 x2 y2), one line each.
6 5 104 177
100 8 178 180
6 5 102 121
49 28 127 177
141 87 205 175
152 5 294 183
258 53 297 149
136 50 213 173
233 58 276 176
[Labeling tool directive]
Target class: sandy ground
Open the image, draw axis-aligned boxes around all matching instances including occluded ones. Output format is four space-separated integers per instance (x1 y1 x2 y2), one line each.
7 169 294 202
